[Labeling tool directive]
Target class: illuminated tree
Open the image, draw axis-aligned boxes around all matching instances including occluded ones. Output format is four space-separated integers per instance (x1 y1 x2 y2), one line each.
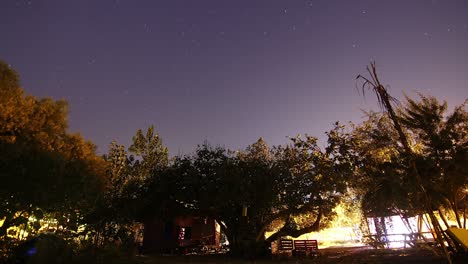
349 112 417 247
0 60 106 240
356 63 461 261
349 95 467 250
400 95 467 228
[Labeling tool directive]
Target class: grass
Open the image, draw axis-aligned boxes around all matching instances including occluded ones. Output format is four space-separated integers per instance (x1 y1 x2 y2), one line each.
135 247 449 264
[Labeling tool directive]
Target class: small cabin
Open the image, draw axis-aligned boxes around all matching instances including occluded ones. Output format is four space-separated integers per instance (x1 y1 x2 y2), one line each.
142 215 220 253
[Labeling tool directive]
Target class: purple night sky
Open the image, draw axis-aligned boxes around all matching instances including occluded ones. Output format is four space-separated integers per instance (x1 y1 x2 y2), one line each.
1 0 467 155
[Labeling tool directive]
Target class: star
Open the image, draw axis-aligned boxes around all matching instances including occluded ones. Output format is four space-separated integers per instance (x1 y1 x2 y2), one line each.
143 23 151 32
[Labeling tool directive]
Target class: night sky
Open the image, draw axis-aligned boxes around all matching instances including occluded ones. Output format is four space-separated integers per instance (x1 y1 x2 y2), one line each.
1 0 467 155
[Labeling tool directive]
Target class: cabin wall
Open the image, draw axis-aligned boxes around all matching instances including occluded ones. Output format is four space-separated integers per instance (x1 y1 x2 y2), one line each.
142 217 178 253
142 216 220 253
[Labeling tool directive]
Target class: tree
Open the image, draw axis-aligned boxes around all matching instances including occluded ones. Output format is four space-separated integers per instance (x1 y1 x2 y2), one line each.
0 60 106 240
356 62 458 262
400 95 467 228
348 111 420 247
128 125 169 181
265 126 353 243
86 126 169 246
351 112 409 212
349 95 467 249
144 128 354 256
0 61 34 142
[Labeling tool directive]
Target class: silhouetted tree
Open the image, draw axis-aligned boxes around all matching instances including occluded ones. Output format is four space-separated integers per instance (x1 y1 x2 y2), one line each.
87 126 169 246
144 127 354 256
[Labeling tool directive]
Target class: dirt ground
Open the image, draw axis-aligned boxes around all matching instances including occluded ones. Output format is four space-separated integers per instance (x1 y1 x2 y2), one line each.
137 247 457 264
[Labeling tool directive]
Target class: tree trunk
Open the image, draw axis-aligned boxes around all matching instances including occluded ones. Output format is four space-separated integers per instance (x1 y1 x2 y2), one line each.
372 217 386 249
265 211 322 243
450 197 463 228
399 213 415 233
225 218 271 258
438 208 450 229
0 215 12 237
463 196 467 229
417 214 422 233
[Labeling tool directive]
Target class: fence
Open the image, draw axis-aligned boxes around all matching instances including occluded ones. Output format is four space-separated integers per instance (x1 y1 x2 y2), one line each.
363 232 435 248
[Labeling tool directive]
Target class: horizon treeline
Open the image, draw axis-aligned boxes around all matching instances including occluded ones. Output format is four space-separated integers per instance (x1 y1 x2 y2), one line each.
1 59 466 259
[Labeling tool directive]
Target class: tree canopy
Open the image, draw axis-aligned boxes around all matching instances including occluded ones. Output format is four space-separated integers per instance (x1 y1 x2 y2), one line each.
1 59 466 261
141 124 355 255
0 60 106 239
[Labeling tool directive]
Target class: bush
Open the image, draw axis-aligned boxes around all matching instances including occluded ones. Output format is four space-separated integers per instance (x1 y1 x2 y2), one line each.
72 243 140 264
6 233 141 264
9 233 74 264
0 237 19 263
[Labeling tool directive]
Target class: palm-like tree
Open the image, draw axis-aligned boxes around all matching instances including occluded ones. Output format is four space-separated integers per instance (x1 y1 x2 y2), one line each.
357 62 452 263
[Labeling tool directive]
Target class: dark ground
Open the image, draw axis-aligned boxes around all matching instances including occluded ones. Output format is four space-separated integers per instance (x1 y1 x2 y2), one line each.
136 247 455 264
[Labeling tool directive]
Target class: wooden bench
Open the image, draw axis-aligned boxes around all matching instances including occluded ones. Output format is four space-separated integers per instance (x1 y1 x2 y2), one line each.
273 239 294 257
293 240 318 256
279 239 294 251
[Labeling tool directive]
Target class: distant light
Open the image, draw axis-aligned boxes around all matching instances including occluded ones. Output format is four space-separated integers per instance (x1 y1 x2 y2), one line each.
26 247 37 256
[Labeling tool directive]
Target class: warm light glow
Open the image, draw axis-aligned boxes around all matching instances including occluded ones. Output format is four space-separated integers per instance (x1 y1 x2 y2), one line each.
267 201 364 248
267 205 463 250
